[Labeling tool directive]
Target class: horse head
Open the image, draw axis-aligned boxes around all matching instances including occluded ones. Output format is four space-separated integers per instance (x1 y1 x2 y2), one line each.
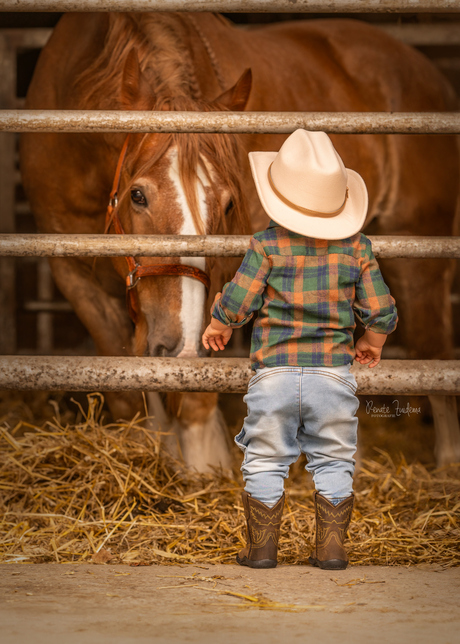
108 50 252 359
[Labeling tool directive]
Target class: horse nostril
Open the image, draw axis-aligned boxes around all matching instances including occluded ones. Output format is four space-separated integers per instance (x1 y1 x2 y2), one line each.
156 342 182 358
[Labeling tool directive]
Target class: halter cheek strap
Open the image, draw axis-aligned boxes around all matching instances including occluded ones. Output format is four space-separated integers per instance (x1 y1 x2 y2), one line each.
105 135 211 324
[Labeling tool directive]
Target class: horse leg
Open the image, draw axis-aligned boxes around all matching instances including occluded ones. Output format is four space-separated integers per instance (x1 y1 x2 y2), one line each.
166 392 232 472
428 396 460 466
48 256 144 422
377 256 460 466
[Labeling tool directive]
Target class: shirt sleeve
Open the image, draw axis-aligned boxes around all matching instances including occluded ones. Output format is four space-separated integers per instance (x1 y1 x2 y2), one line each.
211 236 271 328
353 236 398 334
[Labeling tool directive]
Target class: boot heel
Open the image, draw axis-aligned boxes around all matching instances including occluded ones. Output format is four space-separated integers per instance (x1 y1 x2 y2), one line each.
237 555 278 569
309 556 348 570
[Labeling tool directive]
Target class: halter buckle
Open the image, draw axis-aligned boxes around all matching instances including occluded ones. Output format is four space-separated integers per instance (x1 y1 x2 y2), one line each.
126 265 140 289
109 193 118 209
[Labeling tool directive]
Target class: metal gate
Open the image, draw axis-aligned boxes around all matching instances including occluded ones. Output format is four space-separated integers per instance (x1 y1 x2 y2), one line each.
1 0 460 395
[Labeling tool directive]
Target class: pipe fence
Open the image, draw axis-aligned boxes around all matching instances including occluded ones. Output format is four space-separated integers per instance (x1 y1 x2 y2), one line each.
1 357 459 395
1 234 459 259
2 0 459 394
0 1 458 13
2 111 459 134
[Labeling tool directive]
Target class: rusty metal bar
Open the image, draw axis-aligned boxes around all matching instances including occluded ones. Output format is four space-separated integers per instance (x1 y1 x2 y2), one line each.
380 22 460 45
0 29 52 50
23 300 72 313
0 234 459 259
2 25 460 49
1 110 460 135
0 357 458 395
1 1 458 13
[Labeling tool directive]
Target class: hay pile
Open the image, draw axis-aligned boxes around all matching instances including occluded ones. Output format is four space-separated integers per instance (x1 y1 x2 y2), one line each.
0 394 459 567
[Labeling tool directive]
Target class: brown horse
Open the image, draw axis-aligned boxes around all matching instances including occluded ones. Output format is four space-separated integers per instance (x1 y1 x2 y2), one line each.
21 12 460 469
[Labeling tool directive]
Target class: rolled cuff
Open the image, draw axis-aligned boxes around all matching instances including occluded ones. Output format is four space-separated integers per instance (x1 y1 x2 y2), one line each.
365 312 398 335
211 300 253 328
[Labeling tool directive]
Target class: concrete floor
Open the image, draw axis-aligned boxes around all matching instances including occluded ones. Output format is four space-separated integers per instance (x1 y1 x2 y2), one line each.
1 563 459 644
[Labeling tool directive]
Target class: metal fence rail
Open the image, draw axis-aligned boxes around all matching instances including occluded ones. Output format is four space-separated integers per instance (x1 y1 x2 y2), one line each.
2 1 459 398
1 234 460 259
1 357 459 395
1 0 458 13
2 111 460 135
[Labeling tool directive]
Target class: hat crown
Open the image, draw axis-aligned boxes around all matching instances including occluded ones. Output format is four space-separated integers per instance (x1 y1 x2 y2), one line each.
270 130 348 213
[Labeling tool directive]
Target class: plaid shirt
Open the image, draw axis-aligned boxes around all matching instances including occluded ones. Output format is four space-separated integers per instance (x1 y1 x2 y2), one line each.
212 222 398 370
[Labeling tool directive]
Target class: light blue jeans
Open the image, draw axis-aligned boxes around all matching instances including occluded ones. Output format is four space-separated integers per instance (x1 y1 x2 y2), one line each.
235 365 359 507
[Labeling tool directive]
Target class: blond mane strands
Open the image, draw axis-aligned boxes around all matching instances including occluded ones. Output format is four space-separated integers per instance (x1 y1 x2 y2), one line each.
74 13 201 109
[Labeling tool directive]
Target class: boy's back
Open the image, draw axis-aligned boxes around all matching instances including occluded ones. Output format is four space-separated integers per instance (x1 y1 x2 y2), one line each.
214 221 398 370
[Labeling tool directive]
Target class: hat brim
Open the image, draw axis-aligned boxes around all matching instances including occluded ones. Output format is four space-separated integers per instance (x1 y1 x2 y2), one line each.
249 151 368 240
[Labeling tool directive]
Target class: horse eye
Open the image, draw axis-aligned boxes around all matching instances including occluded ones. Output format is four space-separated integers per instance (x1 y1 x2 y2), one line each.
131 188 147 206
225 199 234 216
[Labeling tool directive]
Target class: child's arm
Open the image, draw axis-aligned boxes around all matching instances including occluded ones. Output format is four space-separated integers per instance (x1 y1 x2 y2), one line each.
203 292 248 351
353 235 398 368
202 236 271 352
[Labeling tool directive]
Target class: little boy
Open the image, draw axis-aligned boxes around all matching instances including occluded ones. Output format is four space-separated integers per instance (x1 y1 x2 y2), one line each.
202 130 397 570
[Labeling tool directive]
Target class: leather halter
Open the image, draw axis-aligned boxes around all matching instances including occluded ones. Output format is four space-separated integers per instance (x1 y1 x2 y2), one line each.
105 135 211 323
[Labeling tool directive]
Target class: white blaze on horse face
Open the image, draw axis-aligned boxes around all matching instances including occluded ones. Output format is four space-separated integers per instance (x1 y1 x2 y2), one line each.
168 149 209 358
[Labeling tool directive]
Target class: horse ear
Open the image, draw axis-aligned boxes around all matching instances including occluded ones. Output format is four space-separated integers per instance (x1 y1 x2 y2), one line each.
213 68 252 111
120 48 155 110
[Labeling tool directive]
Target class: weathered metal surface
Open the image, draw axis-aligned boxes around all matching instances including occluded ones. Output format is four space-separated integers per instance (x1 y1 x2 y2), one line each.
0 234 251 258
2 110 460 134
1 1 458 13
368 236 460 259
0 28 52 50
2 24 458 49
0 357 253 393
0 357 459 395
380 22 460 45
0 234 459 259
23 300 73 312
352 361 460 396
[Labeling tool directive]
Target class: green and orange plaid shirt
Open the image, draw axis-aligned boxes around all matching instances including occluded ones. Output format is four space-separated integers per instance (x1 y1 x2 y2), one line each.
212 221 398 370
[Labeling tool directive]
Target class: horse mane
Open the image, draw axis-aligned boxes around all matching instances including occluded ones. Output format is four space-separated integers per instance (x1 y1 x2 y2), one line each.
75 13 202 106
75 13 250 236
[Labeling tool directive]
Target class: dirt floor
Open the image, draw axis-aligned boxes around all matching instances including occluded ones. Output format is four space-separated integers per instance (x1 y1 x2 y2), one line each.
1 563 459 644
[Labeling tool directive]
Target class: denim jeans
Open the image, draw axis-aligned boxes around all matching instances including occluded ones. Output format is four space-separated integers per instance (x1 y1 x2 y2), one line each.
235 365 359 507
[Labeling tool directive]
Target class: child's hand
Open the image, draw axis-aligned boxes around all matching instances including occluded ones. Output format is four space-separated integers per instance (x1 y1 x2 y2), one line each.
354 329 387 368
202 318 233 352
354 338 382 368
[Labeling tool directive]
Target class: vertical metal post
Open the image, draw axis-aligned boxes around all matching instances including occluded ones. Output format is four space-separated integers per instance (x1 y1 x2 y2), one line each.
36 259 54 353
0 32 17 354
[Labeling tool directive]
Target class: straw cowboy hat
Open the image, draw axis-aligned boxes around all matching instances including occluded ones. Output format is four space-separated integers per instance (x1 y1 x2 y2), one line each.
248 129 368 240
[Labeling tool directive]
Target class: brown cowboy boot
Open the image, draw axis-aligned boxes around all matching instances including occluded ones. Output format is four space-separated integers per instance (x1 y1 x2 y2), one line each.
236 491 285 569
309 492 354 570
